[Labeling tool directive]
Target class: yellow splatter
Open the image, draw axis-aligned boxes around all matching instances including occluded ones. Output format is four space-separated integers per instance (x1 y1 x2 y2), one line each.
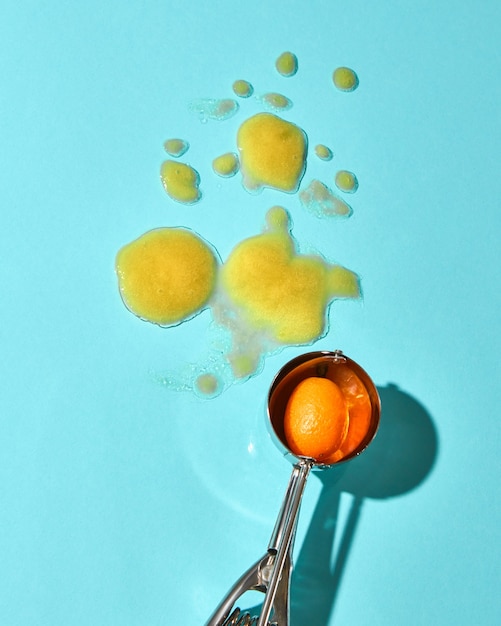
212 152 239 177
228 353 260 379
314 144 333 161
335 170 359 193
160 161 201 204
232 79 254 98
195 373 221 397
333 66 359 92
220 207 360 346
299 180 352 218
275 51 298 77
237 113 307 193
115 228 218 326
261 92 293 112
117 52 366 396
163 138 189 157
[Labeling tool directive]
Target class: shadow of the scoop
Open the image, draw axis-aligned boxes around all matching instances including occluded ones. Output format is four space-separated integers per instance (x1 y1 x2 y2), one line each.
290 383 439 625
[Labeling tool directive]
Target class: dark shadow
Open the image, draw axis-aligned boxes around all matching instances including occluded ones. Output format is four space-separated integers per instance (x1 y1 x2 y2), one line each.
290 383 439 625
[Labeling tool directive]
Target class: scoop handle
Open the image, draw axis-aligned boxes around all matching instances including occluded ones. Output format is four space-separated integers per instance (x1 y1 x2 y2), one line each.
258 458 313 626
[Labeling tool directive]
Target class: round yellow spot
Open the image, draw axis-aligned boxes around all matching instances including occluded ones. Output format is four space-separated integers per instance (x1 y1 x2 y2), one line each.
212 152 239 177
163 138 189 157
237 113 307 193
335 170 358 193
333 67 359 92
115 228 218 326
195 373 221 397
229 353 258 379
232 79 253 98
314 144 333 161
275 51 298 77
160 161 201 204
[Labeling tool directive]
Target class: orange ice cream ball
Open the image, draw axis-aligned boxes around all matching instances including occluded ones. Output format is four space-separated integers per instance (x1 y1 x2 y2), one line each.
284 377 349 461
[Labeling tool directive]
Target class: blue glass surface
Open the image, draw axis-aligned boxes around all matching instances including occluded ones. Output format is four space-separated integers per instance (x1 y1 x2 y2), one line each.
1 1 501 624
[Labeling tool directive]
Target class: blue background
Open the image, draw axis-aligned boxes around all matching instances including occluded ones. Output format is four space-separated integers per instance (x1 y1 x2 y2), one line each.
1 1 500 624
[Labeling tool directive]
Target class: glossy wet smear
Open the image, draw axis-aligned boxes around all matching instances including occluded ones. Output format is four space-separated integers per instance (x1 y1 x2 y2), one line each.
332 66 359 92
314 144 333 161
232 79 254 98
115 52 362 396
159 161 201 204
237 113 306 193
212 152 239 178
219 207 359 348
116 228 218 326
163 138 189 158
335 169 359 193
275 51 298 77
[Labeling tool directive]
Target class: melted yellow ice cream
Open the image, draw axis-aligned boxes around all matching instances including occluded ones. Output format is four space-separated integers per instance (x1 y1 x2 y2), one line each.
220 207 360 344
160 161 201 204
115 228 218 326
232 79 254 98
333 67 359 92
212 152 239 177
237 113 307 193
314 144 333 161
335 170 359 193
275 51 298 77
163 138 189 157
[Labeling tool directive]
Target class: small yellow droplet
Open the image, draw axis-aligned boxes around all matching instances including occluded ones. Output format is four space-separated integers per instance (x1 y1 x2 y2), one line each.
333 67 359 92
212 152 239 178
232 79 254 98
195 373 221 397
160 160 201 204
335 170 359 193
163 138 189 157
275 51 298 77
314 144 333 161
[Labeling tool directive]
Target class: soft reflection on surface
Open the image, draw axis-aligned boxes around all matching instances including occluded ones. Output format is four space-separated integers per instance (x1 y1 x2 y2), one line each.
176 393 288 526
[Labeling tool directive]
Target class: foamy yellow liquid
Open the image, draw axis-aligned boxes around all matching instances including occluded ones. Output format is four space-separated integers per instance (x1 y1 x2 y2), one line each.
220 207 360 345
116 228 218 326
237 113 307 193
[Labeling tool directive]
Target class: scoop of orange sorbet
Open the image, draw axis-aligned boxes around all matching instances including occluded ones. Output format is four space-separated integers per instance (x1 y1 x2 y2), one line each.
284 377 349 462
